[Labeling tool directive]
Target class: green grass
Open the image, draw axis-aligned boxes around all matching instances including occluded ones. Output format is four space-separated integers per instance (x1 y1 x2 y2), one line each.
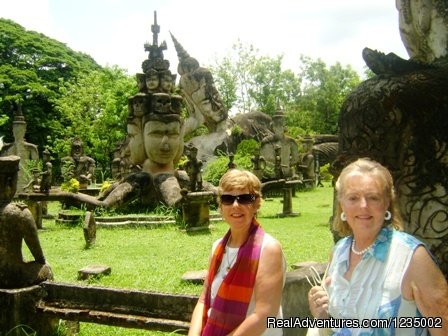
24 183 335 335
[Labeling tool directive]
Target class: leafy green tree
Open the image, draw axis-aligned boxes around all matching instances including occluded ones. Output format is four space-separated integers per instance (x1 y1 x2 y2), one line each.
0 18 100 150
210 42 361 136
210 41 302 116
210 56 237 112
296 55 361 134
50 66 136 179
203 139 260 185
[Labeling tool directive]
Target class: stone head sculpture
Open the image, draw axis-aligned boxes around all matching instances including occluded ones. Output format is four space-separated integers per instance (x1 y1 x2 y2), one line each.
0 155 20 202
70 138 84 160
142 95 183 174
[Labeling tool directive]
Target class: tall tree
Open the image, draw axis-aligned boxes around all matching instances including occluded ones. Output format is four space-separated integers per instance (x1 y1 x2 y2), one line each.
295 55 361 134
51 66 136 179
210 41 302 116
0 18 101 150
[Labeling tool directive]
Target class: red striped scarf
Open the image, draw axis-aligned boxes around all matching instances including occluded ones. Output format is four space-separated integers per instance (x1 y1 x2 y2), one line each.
201 219 265 335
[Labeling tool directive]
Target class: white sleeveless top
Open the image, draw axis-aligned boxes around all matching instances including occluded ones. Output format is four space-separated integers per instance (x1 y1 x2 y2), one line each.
210 233 286 336
327 227 429 336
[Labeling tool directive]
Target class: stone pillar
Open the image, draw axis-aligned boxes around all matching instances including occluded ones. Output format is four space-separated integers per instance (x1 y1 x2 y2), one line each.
278 180 301 218
0 285 58 336
83 211 96 248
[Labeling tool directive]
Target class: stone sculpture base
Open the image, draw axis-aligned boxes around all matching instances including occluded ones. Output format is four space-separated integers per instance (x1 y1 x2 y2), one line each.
0 285 58 336
181 191 215 231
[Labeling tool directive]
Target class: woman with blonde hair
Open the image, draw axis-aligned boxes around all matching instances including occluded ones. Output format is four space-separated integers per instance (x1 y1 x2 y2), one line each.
308 158 447 335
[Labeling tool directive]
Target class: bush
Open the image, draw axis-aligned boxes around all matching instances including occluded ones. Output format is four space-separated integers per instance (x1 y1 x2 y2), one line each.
203 139 261 185
203 156 229 186
320 163 333 182
60 178 80 193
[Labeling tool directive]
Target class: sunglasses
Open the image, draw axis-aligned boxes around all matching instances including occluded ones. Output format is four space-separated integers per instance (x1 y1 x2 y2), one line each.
220 194 256 205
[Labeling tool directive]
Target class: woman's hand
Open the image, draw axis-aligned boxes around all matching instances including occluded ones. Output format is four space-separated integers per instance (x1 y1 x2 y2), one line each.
308 281 330 319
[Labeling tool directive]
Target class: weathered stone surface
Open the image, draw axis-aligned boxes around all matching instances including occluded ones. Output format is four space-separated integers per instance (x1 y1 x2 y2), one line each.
78 265 111 280
180 191 215 230
0 156 53 289
0 105 39 193
290 261 322 270
61 138 95 189
0 286 58 336
83 211 96 248
181 270 207 284
37 281 196 333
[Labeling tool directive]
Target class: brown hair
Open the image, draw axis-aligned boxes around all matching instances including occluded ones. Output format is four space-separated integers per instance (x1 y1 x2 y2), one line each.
333 158 403 236
218 169 262 205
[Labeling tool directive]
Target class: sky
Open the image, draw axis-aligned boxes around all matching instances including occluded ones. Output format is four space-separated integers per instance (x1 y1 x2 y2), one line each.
2 0 409 76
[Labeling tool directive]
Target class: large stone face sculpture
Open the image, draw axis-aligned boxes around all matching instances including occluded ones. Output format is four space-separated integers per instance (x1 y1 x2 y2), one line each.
66 13 210 210
334 2 448 277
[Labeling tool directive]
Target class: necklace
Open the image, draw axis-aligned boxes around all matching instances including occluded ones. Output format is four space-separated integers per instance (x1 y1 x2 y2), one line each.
225 245 238 271
351 239 375 255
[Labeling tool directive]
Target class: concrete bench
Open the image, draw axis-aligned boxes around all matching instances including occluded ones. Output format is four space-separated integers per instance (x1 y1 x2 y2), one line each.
37 281 197 334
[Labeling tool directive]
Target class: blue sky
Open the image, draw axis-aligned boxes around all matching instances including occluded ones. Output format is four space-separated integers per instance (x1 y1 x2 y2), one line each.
2 0 409 76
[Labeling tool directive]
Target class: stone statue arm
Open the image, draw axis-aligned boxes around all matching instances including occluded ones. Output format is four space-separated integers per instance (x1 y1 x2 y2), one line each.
21 208 46 264
182 98 204 136
58 174 146 209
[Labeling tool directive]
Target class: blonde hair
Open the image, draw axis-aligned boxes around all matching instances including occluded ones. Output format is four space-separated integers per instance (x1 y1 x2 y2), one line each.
218 169 262 204
333 158 403 236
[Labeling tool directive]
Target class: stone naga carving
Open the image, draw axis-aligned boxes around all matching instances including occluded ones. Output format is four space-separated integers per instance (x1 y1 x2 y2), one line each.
334 1 448 277
335 55 448 277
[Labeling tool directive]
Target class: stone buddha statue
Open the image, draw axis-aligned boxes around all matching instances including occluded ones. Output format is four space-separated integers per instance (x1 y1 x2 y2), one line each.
0 156 53 288
62 138 96 189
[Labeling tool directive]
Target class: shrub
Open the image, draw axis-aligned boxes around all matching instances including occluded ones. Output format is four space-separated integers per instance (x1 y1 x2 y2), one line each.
60 178 80 193
320 163 333 182
203 156 229 186
203 139 261 185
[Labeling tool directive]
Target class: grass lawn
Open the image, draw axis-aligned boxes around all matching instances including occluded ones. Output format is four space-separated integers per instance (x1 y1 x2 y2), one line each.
24 182 336 335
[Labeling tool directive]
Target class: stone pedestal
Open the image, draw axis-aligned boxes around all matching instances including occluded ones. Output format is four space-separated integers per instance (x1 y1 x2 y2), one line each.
181 191 215 231
278 180 301 218
0 285 58 336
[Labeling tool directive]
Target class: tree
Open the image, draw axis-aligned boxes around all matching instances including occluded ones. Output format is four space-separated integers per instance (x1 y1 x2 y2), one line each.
0 18 101 151
210 42 359 135
293 55 361 134
210 41 302 116
50 66 136 179
210 56 237 112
